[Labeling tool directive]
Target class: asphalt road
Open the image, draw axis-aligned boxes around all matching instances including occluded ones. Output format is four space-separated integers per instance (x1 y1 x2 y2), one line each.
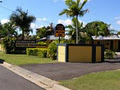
21 60 120 81
0 65 44 90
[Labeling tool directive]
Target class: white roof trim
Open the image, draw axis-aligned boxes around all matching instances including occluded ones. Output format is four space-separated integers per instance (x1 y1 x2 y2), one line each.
92 35 120 40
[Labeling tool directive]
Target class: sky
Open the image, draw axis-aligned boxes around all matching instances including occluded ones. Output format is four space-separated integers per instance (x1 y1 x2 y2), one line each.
0 0 120 35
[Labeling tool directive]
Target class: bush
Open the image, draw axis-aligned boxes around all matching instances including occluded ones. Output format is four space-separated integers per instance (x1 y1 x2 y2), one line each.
26 48 47 58
37 50 47 58
47 41 57 60
47 39 71 60
104 50 117 59
36 41 47 46
2 37 16 54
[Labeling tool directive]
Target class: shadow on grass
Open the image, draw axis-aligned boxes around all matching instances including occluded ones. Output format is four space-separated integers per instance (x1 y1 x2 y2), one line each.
0 59 5 64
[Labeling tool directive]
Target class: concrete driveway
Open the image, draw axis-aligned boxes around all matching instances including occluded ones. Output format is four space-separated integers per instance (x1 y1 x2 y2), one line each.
21 60 120 81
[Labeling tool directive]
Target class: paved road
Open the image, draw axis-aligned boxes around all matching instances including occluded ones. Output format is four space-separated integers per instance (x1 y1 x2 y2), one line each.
21 60 120 81
0 65 44 90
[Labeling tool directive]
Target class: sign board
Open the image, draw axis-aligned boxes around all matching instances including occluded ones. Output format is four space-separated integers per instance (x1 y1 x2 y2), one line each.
55 24 65 37
15 40 36 48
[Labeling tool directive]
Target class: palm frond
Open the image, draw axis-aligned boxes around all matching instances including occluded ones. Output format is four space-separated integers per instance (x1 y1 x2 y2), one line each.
79 9 88 17
79 0 88 10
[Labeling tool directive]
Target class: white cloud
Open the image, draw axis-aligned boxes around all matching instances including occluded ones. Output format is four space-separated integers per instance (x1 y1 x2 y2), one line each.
110 25 114 29
58 19 86 26
1 19 10 24
37 18 47 22
58 19 72 26
30 23 38 28
115 17 120 20
78 20 86 26
116 20 120 25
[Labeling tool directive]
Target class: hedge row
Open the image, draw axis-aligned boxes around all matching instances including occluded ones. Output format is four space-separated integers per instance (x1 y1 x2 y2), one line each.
26 48 48 58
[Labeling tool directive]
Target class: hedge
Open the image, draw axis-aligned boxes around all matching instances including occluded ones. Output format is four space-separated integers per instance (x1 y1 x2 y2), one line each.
26 48 48 58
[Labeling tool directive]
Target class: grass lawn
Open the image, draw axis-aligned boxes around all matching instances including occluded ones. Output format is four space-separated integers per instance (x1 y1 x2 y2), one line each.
0 52 57 66
60 70 120 90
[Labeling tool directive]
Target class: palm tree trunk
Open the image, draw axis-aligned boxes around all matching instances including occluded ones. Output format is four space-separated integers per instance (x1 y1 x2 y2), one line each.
76 15 79 44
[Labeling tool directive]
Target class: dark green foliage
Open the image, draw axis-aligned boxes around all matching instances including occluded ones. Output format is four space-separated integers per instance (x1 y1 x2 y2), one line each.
36 41 47 46
2 37 16 54
47 41 58 60
59 0 88 17
10 7 36 40
83 21 110 37
37 50 47 58
0 22 18 38
104 50 117 59
26 48 48 58
59 0 88 44
47 39 71 60
36 25 54 39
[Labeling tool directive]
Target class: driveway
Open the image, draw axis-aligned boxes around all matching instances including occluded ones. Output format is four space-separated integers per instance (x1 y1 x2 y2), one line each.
0 65 44 90
21 60 120 81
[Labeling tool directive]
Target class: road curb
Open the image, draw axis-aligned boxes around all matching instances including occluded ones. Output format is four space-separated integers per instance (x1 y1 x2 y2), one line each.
2 62 71 90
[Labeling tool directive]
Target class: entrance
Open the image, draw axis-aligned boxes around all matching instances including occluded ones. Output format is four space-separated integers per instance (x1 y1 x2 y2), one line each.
118 41 120 51
110 40 113 50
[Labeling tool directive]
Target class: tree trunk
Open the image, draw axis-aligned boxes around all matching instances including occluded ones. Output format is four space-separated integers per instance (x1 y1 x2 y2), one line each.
76 15 79 44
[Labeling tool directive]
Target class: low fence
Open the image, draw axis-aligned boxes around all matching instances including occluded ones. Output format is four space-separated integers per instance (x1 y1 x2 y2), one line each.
57 44 104 63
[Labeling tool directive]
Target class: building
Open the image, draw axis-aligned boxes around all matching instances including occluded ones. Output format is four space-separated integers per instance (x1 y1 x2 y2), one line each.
37 35 71 41
91 35 120 51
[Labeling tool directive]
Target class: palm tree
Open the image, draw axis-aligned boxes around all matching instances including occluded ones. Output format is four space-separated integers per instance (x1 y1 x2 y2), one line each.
66 17 83 43
0 22 18 38
59 0 88 44
10 8 36 40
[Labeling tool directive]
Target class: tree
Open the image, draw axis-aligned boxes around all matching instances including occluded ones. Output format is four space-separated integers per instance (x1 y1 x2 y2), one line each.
83 21 110 37
0 22 18 38
59 0 88 44
10 7 36 40
66 17 83 43
36 25 54 39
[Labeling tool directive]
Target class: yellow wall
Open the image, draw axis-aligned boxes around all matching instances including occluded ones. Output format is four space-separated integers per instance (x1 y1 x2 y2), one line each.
94 40 119 51
68 46 92 62
113 40 118 51
0 44 4 52
58 46 66 62
96 46 101 62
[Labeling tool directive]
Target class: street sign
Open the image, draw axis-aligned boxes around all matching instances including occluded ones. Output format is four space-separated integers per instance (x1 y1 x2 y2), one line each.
15 40 36 48
55 24 65 37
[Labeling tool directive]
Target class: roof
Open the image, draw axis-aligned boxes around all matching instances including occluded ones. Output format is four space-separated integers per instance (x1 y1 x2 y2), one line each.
47 35 71 40
38 35 71 41
92 35 120 40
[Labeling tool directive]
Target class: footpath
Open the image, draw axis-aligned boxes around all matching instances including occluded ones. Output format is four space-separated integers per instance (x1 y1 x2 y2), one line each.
2 62 70 90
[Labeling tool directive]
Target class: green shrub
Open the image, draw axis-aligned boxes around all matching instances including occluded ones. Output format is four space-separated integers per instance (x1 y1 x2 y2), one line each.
36 41 47 46
47 41 57 60
47 39 72 60
104 49 117 59
37 50 47 58
2 37 16 54
26 48 47 58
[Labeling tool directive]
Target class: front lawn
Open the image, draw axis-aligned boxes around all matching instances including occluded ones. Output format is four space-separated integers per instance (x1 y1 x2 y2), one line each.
60 70 120 90
0 52 57 66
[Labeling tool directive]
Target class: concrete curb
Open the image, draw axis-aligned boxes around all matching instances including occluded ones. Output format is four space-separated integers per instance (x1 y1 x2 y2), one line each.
2 62 71 90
